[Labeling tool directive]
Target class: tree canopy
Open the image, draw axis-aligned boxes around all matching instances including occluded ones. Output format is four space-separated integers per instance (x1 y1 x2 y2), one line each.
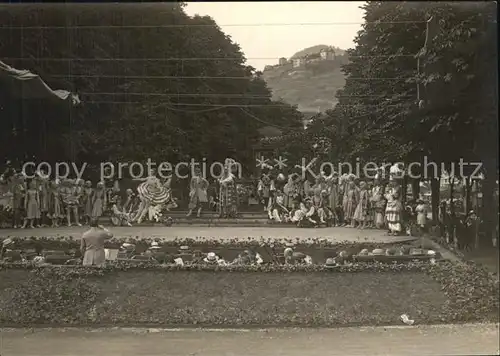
301 1 497 241
0 3 304 175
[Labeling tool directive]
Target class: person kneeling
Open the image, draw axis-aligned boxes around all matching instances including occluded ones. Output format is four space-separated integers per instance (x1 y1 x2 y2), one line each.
291 198 320 227
270 192 290 223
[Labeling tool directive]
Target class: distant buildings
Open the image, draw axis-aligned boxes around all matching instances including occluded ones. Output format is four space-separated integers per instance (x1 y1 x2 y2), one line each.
264 46 338 72
292 58 305 68
320 47 336 60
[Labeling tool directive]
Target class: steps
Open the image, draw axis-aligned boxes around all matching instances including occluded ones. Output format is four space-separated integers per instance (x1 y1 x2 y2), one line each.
101 210 280 227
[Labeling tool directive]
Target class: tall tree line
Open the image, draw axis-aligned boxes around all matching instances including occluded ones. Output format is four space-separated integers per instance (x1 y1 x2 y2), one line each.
0 3 304 175
301 2 497 244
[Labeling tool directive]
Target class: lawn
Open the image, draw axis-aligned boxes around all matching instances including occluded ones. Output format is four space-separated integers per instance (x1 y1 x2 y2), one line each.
0 264 497 327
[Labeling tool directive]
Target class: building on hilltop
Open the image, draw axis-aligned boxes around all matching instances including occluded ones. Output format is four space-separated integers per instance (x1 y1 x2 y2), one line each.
320 47 336 60
278 57 288 65
292 57 306 68
306 52 322 63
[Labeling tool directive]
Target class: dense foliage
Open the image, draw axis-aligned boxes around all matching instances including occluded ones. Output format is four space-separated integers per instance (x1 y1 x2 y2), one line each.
300 2 498 242
0 3 303 176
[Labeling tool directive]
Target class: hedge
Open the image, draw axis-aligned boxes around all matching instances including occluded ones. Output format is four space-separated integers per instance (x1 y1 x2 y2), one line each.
0 235 424 249
0 261 498 327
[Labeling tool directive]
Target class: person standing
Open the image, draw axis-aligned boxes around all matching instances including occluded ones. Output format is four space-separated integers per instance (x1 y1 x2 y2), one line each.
219 159 238 218
187 168 209 218
80 219 113 266
385 179 403 236
21 180 40 229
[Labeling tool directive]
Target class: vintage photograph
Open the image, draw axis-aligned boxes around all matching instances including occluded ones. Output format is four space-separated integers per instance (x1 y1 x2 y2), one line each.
0 2 498 355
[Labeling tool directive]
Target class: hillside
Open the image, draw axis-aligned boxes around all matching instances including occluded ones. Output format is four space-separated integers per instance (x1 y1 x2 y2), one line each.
262 45 347 113
290 44 345 59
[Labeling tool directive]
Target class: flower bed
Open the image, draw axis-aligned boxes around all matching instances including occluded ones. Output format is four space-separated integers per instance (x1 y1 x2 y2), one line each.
0 261 498 327
1 236 440 265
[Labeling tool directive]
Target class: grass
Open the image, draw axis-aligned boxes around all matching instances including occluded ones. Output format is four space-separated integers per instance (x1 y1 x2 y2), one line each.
0 269 453 327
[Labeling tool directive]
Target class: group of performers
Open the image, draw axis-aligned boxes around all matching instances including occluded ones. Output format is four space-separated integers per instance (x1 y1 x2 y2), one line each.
0 159 423 235
0 158 240 228
259 166 411 234
0 171 112 228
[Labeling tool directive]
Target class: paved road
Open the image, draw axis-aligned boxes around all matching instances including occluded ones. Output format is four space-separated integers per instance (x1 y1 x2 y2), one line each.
0 226 418 243
1 324 498 356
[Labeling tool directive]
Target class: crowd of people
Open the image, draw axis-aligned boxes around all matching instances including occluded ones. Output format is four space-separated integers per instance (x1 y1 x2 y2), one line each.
0 158 431 235
257 167 423 235
0 158 241 228
0 169 121 228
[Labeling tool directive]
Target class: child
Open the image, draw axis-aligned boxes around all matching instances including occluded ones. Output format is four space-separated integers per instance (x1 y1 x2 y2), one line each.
21 180 40 229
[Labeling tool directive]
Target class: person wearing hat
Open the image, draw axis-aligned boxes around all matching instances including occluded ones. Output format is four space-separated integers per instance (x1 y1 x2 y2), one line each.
203 252 219 264
0 238 14 260
80 218 113 266
219 159 239 218
284 247 312 265
415 198 429 235
384 179 403 236
270 191 290 223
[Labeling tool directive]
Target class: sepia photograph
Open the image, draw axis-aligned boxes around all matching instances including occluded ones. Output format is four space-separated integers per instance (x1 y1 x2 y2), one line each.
0 1 498 355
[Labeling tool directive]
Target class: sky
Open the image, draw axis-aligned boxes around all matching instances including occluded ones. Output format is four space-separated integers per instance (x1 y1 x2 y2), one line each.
184 2 365 70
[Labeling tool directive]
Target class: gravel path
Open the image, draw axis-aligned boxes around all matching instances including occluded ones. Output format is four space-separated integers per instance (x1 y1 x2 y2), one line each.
1 324 498 356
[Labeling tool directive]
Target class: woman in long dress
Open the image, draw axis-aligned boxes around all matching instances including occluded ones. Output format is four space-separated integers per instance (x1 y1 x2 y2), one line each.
325 173 340 226
187 168 209 218
257 171 274 212
344 181 358 227
82 181 94 225
283 174 300 210
133 169 171 223
353 181 369 229
385 180 403 235
48 180 63 227
91 182 106 219
22 180 40 229
371 180 386 229
11 174 26 228
219 159 238 218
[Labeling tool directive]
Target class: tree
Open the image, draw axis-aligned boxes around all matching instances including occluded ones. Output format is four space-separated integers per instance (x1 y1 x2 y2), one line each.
318 2 496 237
0 3 304 177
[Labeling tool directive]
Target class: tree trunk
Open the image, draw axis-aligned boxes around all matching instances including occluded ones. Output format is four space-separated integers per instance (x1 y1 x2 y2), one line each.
464 177 471 215
402 174 408 207
431 177 440 222
481 159 497 247
449 177 455 217
411 178 420 200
